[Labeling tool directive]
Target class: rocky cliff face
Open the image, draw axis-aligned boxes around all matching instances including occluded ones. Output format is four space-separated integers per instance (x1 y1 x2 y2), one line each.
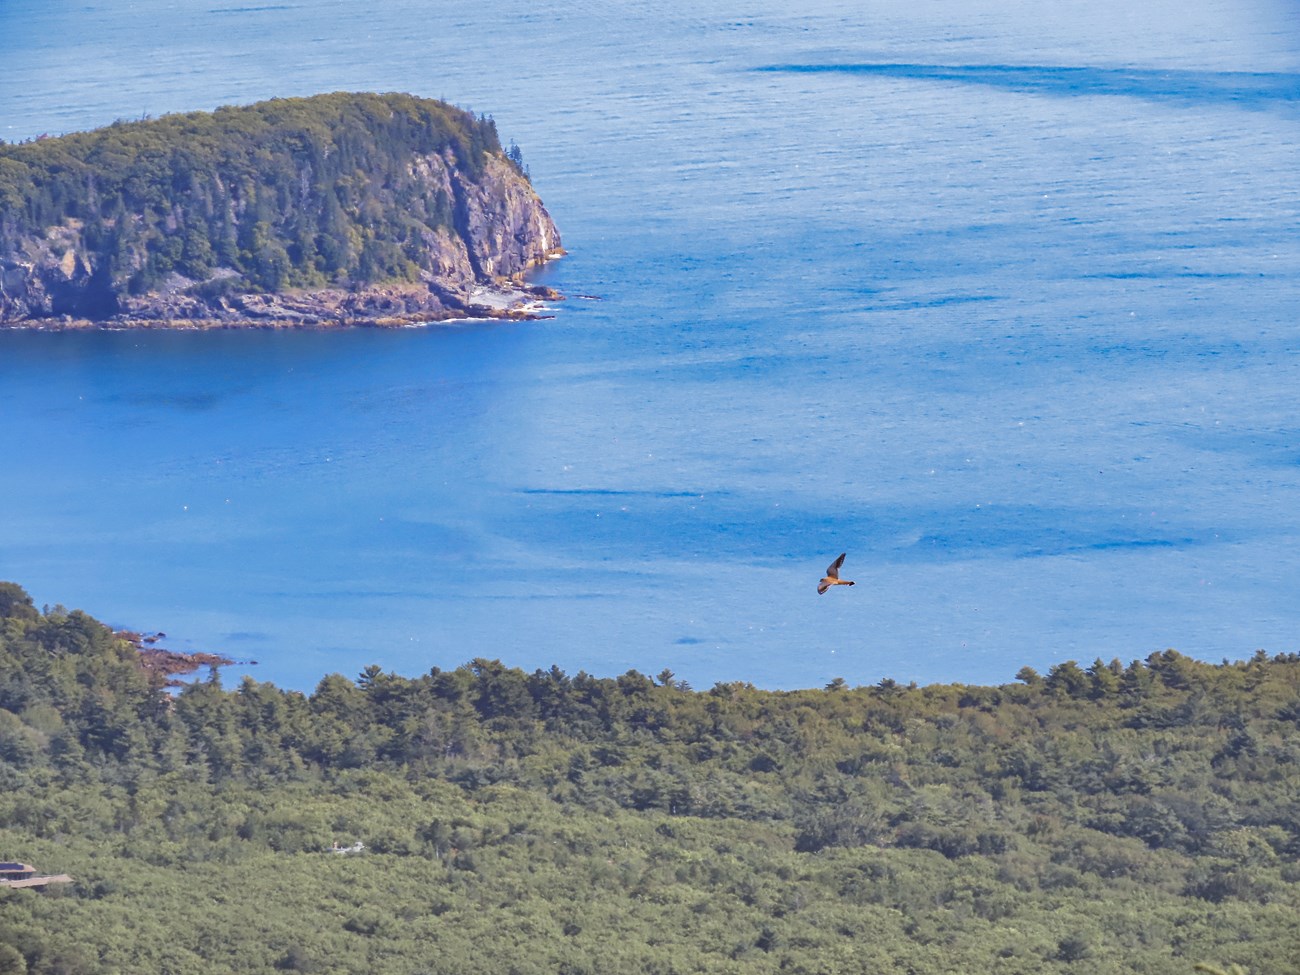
0 151 562 328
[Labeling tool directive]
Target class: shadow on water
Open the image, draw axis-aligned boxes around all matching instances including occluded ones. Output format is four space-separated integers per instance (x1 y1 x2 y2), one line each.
757 63 1300 112
501 491 1225 566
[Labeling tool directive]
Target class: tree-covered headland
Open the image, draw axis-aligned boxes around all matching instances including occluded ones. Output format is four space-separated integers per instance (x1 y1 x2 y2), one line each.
0 580 1295 974
0 93 559 324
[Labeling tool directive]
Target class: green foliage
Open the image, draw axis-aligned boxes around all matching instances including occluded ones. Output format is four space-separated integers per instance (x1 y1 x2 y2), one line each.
1 583 1299 974
0 93 509 295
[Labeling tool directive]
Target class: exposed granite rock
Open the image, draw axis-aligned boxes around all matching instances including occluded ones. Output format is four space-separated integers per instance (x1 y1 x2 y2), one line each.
450 153 562 280
0 221 106 322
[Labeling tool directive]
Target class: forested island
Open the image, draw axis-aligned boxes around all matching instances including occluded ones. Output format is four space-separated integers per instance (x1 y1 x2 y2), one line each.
0 583 1295 974
0 93 562 328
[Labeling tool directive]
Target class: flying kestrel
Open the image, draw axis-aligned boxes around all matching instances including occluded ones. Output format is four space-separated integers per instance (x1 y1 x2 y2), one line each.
818 553 855 594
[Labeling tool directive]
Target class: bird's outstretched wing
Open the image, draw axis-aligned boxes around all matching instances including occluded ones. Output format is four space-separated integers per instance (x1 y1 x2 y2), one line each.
825 553 846 579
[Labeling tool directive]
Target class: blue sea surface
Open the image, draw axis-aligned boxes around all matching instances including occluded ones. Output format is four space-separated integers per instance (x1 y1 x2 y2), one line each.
1 0 1298 691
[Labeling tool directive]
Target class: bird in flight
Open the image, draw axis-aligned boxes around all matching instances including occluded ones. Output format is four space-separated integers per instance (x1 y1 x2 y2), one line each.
818 552 855 594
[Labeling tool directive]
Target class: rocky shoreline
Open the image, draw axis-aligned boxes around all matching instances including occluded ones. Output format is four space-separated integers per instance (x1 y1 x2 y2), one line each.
0 277 565 331
117 628 242 686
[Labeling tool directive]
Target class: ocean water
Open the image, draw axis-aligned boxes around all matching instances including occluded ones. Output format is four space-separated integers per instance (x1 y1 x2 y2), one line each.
1 0 1298 691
